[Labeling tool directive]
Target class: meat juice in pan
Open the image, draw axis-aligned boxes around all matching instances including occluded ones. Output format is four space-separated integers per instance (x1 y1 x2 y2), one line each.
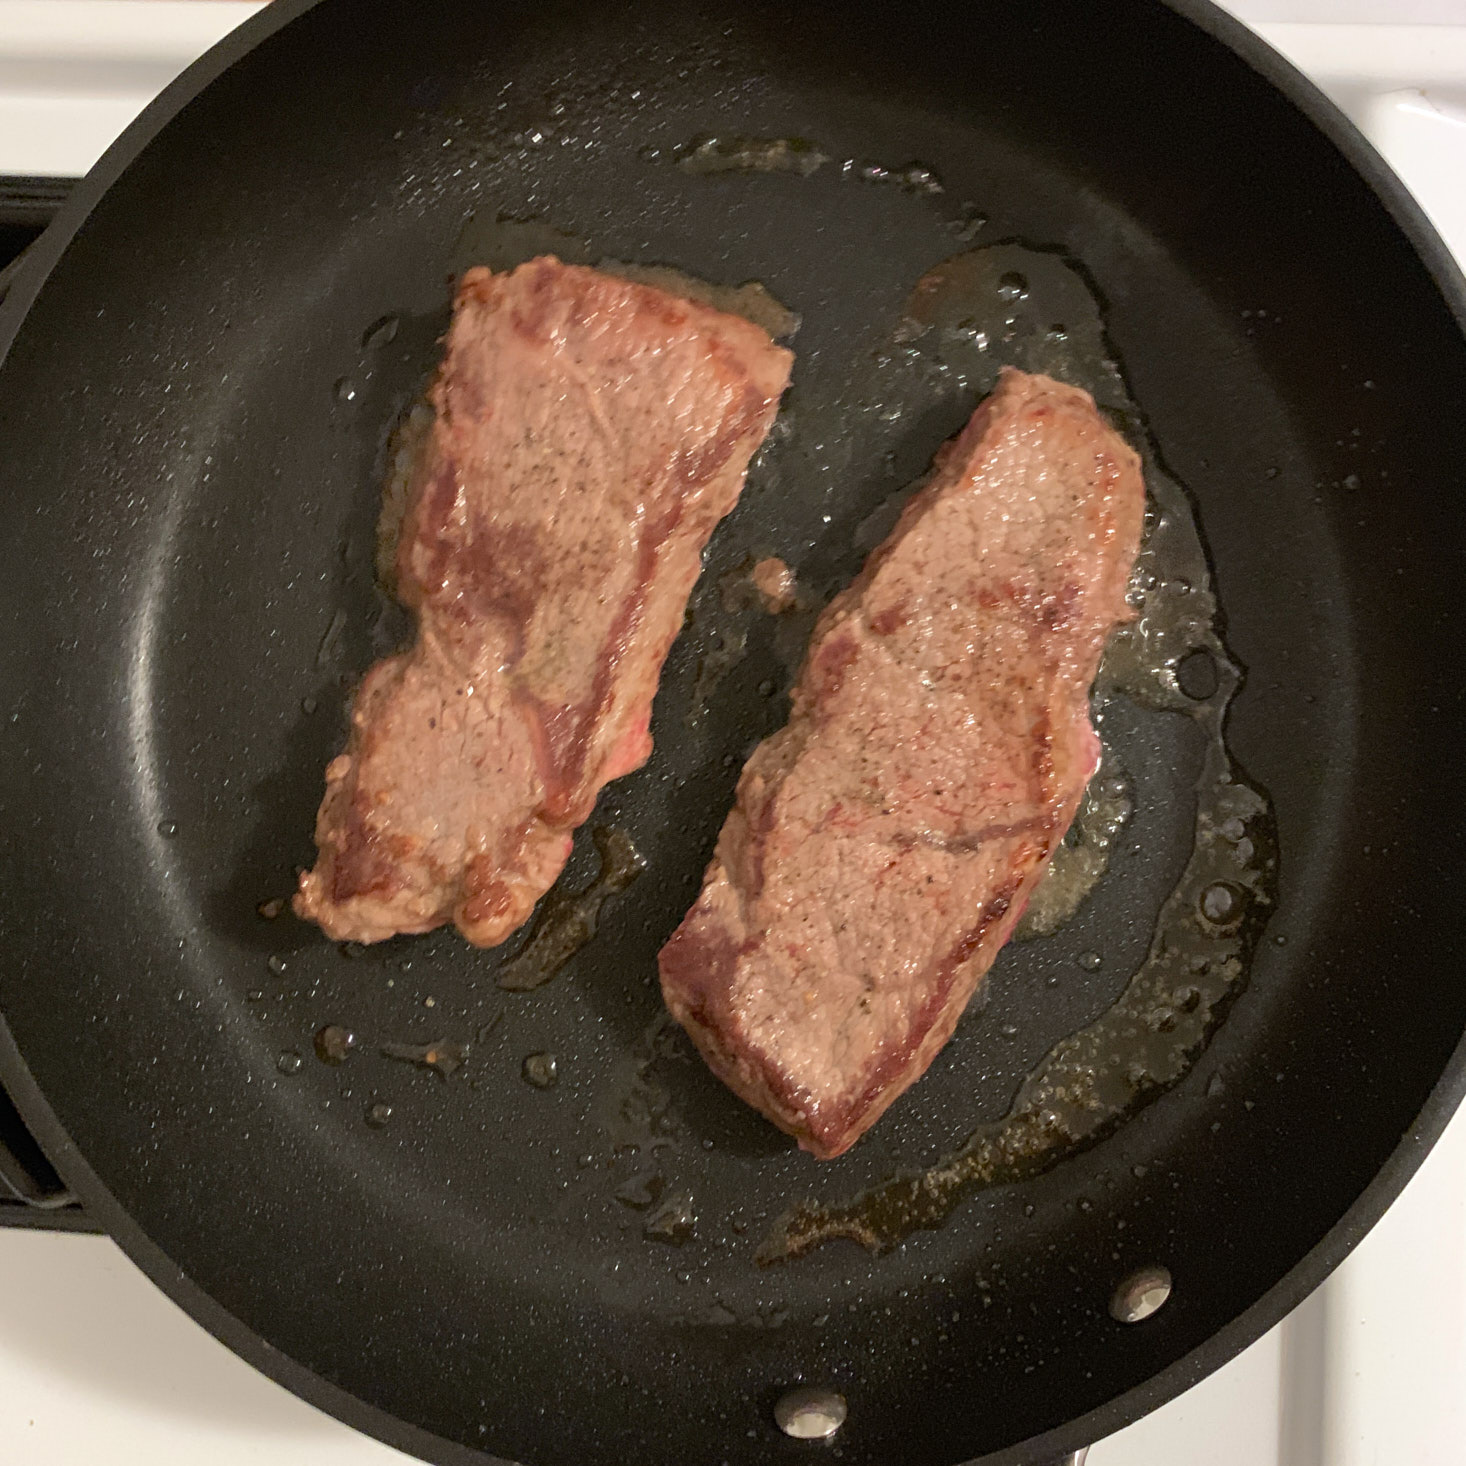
297 195 1275 1259
659 369 1146 1161
762 244 1278 1257
586 236 1276 1257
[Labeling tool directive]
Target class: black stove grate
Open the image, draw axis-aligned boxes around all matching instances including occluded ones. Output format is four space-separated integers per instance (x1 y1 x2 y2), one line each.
0 175 100 1232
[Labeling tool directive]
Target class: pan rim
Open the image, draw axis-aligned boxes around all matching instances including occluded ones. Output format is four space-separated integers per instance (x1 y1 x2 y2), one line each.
1 0 1464 1462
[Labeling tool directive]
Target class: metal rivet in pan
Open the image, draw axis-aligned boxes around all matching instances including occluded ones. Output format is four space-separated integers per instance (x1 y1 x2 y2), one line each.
774 1386 847 1440
1109 1265 1172 1323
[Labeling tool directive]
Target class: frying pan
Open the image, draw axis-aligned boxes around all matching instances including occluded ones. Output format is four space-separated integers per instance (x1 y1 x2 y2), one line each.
2 1 1464 1462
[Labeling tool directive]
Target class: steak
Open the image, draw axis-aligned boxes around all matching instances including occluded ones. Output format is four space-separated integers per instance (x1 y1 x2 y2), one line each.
296 258 792 946
658 369 1144 1158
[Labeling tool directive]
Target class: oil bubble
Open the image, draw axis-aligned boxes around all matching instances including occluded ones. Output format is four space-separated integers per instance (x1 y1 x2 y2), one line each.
522 1052 559 1088
996 271 1028 302
360 314 400 350
1175 648 1220 700
1200 882 1245 927
314 1025 357 1065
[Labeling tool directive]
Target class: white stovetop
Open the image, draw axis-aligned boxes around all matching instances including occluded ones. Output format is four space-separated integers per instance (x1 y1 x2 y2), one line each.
1 3 1464 1463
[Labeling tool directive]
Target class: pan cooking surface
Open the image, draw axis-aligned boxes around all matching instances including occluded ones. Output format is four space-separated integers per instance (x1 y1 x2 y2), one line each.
2 2 1465 1464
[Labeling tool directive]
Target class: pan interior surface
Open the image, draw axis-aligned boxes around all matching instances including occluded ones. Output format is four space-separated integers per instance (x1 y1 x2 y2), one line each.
1 2 1464 1463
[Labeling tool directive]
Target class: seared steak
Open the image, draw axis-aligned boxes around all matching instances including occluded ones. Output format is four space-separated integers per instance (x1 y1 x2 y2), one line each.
658 369 1144 1158
296 259 792 946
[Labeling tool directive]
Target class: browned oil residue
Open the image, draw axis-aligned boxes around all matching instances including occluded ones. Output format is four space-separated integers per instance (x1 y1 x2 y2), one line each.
719 557 767 615
380 1039 470 1077
840 158 943 195
687 558 799 724
675 135 828 179
757 242 1279 1263
643 1193 696 1244
685 625 749 727
498 827 644 992
614 1171 666 1210
750 557 797 614
598 1010 682 1151
719 555 797 615
670 135 941 198
521 1052 559 1089
1015 749 1132 940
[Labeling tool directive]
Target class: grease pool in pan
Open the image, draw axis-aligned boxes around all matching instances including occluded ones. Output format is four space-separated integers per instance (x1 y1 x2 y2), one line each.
317 209 1276 1261
758 243 1278 1259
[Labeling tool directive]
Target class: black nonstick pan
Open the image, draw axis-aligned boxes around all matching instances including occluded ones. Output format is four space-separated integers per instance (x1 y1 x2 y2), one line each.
2 1 1465 1463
